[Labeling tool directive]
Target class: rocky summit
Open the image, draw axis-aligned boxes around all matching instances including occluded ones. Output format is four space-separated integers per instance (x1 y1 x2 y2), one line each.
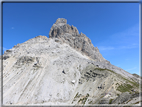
49 18 106 62
1 18 141 106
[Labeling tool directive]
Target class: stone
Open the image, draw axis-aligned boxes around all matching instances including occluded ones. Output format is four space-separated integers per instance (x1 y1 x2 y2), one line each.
55 18 67 24
49 18 106 62
3 56 9 60
71 80 75 84
112 92 131 104
15 56 34 66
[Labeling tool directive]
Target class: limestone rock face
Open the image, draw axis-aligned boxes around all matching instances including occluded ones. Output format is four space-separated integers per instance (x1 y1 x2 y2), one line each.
55 18 67 24
49 18 105 62
1 18 141 106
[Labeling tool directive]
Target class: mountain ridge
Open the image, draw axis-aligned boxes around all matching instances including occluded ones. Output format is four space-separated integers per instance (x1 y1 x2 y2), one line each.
1 18 141 106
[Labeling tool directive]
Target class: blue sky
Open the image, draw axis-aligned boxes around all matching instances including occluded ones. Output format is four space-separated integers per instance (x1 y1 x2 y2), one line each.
2 3 139 75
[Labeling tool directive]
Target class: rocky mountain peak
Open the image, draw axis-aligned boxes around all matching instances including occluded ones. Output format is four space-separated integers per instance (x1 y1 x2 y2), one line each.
49 18 79 38
2 18 141 106
55 18 67 24
49 18 106 62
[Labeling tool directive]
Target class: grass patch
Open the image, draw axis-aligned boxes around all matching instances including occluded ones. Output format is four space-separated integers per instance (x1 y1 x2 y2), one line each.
109 99 113 104
134 101 142 104
116 83 133 93
95 68 139 89
94 68 106 71
88 101 92 104
74 92 79 99
78 93 89 104
121 76 139 88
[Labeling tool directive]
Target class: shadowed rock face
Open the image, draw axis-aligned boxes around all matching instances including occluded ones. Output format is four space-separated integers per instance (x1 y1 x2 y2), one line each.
49 18 106 62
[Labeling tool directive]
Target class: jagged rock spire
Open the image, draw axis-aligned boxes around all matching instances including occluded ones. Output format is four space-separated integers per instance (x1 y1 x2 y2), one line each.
49 18 79 38
49 18 106 62
55 18 67 24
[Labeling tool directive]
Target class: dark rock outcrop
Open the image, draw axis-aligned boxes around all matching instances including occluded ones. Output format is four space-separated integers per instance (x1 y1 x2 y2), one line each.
49 18 106 62
15 56 34 67
132 73 142 79
112 92 131 104
3 56 10 60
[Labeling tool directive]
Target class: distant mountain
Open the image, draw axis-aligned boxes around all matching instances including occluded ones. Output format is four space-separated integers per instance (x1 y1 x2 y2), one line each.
133 73 142 79
2 18 141 106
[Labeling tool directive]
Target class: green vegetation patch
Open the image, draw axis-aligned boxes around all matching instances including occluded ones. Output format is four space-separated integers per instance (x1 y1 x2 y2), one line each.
116 83 119 85
74 92 80 99
116 83 133 93
94 68 115 73
88 101 92 104
95 68 139 88
134 101 142 104
94 68 106 71
84 65 139 94
78 93 89 104
109 99 113 104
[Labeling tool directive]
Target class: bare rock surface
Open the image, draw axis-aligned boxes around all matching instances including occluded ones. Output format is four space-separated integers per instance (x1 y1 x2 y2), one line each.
1 18 141 106
49 18 106 62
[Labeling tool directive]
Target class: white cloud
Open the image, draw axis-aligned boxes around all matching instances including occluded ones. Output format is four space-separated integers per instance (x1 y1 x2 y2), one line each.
126 67 137 71
0 47 7 52
111 24 139 39
97 24 139 47
118 44 138 49
3 47 7 52
96 24 139 52
98 46 114 51
98 43 138 51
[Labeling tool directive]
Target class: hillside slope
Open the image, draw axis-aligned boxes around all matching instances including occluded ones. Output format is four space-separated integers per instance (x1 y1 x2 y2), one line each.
2 18 141 106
